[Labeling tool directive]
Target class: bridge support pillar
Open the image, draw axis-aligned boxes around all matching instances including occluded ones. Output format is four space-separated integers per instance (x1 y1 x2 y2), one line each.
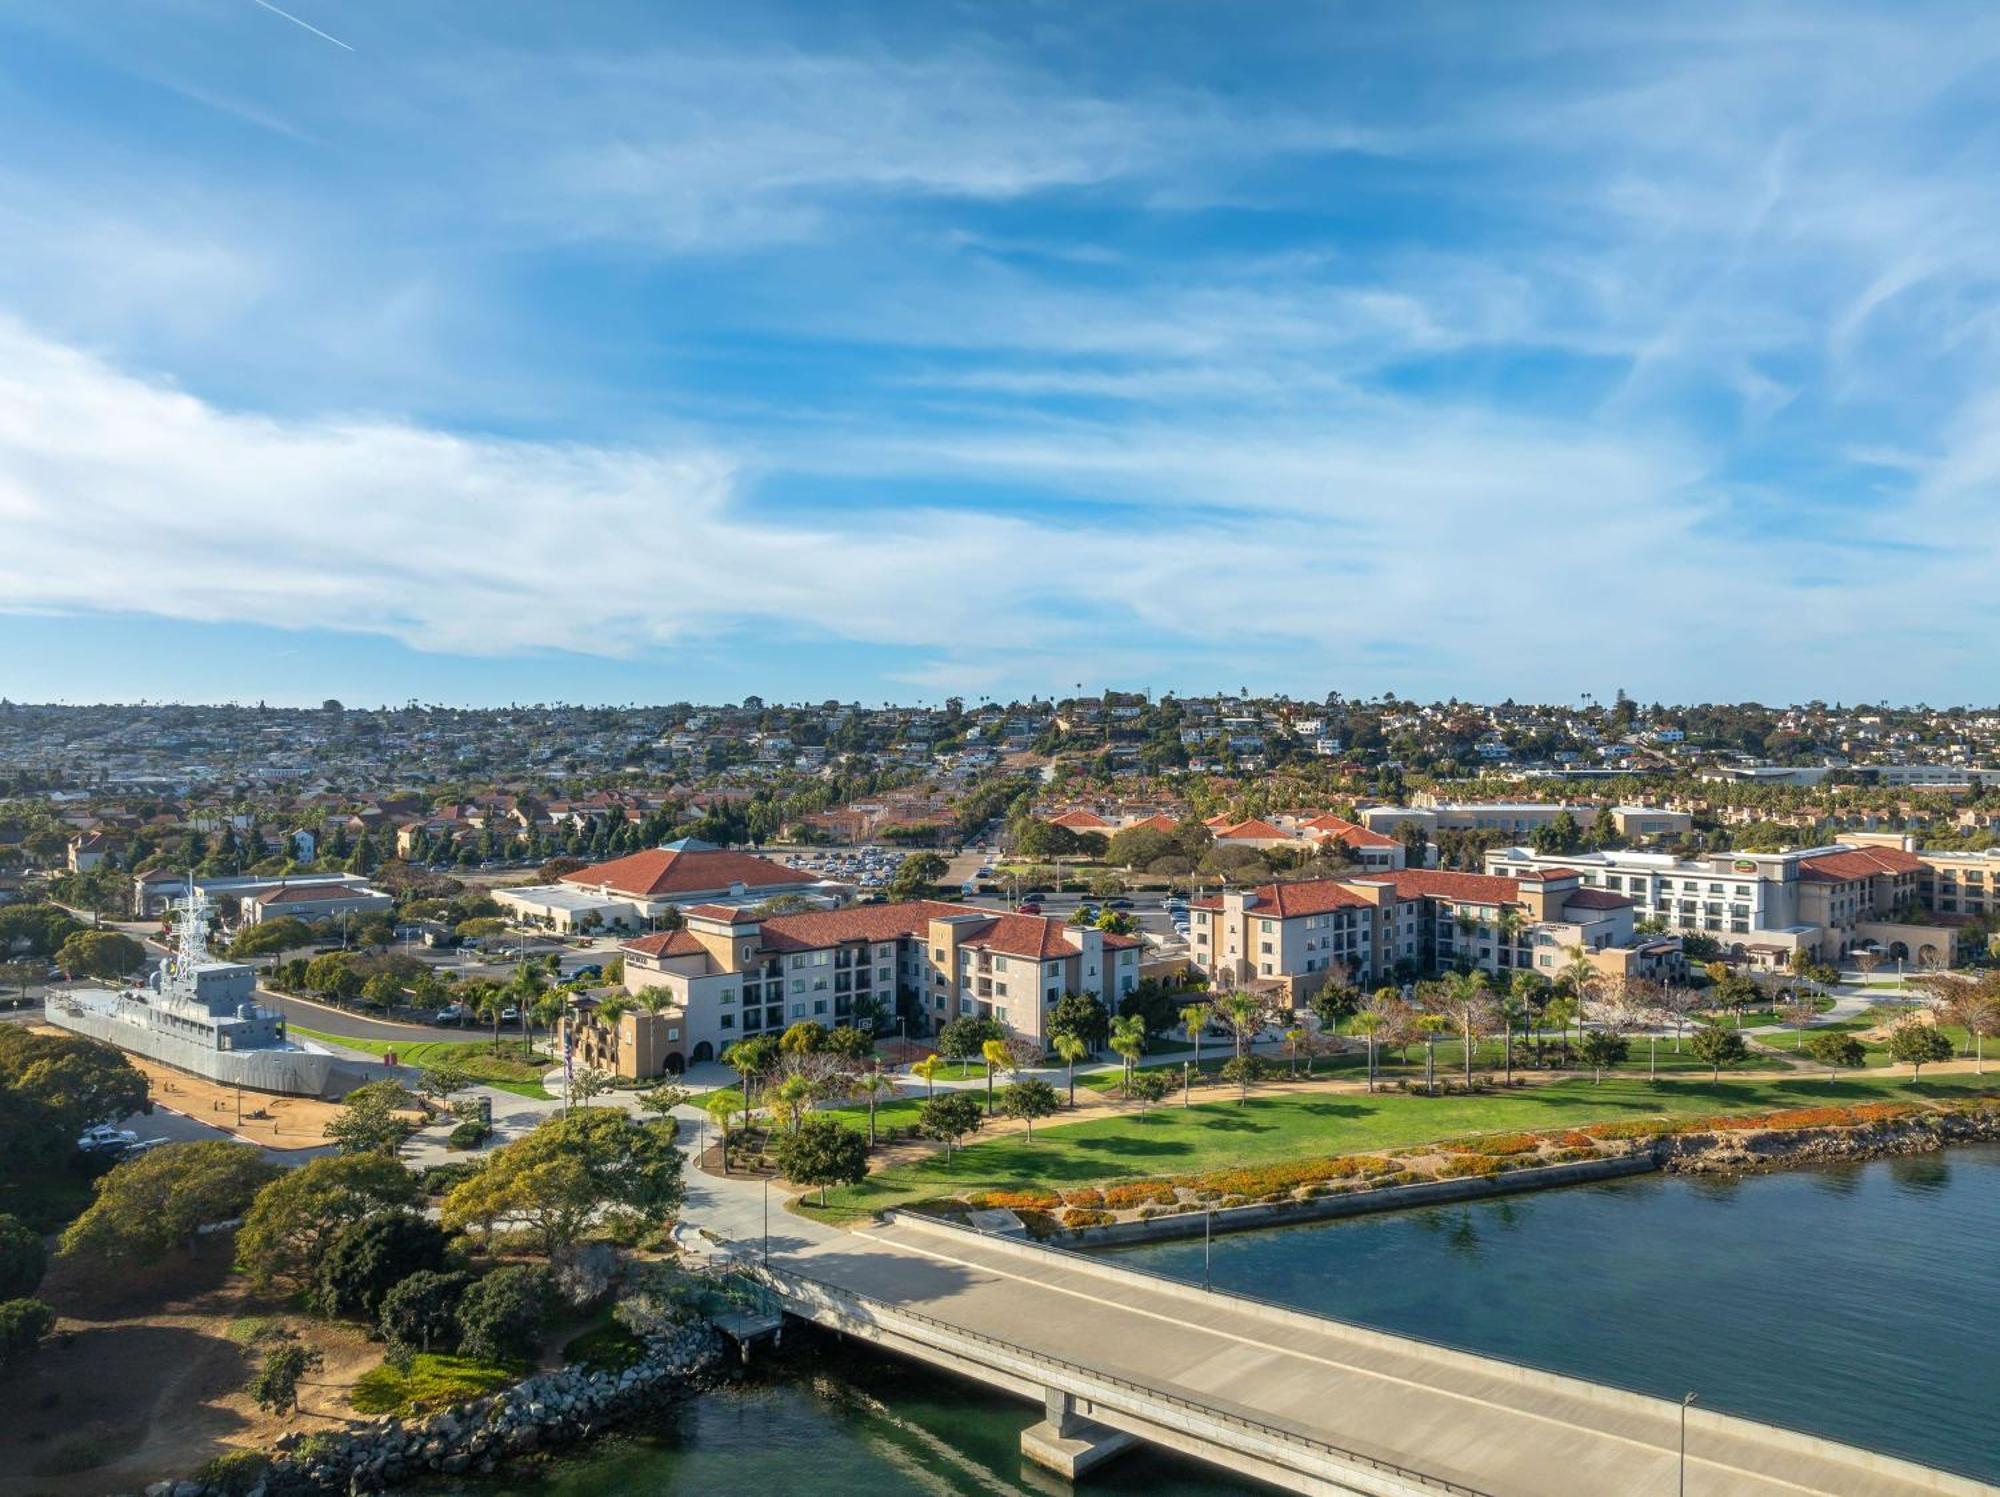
1021 1389 1138 1480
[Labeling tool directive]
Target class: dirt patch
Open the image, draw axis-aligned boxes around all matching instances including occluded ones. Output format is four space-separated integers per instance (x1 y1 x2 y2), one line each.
0 1243 382 1497
25 1024 345 1152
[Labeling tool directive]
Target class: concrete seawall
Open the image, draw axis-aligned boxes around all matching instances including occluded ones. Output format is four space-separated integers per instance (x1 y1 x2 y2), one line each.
973 1153 1661 1249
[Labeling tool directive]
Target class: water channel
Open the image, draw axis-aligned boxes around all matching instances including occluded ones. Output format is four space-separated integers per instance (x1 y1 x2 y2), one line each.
456 1146 2000 1493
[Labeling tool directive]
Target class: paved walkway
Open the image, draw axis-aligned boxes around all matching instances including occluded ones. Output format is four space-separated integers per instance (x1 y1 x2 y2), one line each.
771 1215 1994 1497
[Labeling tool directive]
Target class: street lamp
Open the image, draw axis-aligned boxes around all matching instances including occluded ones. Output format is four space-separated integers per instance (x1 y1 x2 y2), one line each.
1680 1392 1698 1496
1203 1208 1213 1291
762 1175 771 1267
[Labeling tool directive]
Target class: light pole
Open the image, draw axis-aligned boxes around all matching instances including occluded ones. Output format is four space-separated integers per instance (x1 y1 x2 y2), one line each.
1203 1208 1212 1291
1182 1059 1191 1107
1680 1392 1698 1496
762 1175 771 1267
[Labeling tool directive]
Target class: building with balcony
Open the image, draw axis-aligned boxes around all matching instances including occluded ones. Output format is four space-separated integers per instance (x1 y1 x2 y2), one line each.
586 899 1143 1077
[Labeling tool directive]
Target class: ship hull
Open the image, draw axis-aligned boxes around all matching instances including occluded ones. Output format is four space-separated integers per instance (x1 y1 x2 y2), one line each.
46 1004 336 1098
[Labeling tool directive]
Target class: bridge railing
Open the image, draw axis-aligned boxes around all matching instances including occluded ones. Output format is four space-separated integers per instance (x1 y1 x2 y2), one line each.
737 1252 1497 1497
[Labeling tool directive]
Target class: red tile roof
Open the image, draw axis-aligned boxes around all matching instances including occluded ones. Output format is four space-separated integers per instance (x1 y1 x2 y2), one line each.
1300 814 1397 849
1188 879 1373 917
1127 814 1183 834
622 930 708 958
1048 809 1114 831
1561 889 1634 911
758 900 972 952
1215 818 1290 841
684 903 760 923
1348 868 1523 904
1798 847 1927 883
561 846 807 898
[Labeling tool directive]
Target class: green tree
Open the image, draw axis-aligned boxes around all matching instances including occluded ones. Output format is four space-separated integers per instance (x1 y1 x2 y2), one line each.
774 1116 870 1205
917 1092 983 1158
1125 1068 1172 1114
249 1337 323 1413
441 1108 684 1254
416 1060 472 1113
235 1152 421 1291
887 853 948 901
324 1081 419 1156
0 1214 46 1300
1046 994 1109 1052
54 929 145 981
1000 1077 1060 1139
1888 1022 1953 1079
0 902 82 958
1350 1010 1384 1094
1803 1032 1867 1079
1575 1030 1629 1084
0 1028 148 1145
0 1298 55 1372
936 1015 1000 1074
311 1210 449 1320
377 1268 473 1353
228 917 314 960
59 1141 279 1266
637 1083 692 1121
779 1020 828 1056
455 1264 552 1363
1690 1022 1749 1080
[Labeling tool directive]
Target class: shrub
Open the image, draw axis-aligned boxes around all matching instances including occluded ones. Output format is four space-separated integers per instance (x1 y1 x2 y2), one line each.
312 1211 450 1320
0 1297 55 1369
0 1215 46 1300
378 1269 472 1353
1058 1187 1104 1208
447 1120 492 1151
1101 1182 1176 1210
1436 1155 1505 1179
1060 1208 1113 1228
967 1189 1061 1211
194 1451 270 1497
455 1264 552 1364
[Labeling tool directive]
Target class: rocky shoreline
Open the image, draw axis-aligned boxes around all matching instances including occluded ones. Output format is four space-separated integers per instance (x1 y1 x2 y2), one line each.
1659 1106 2000 1174
136 1321 724 1497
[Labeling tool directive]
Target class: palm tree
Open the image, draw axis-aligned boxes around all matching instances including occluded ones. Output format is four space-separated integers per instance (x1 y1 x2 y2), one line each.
912 1053 944 1098
1543 994 1579 1061
1441 969 1493 1088
1350 1010 1384 1093
1282 1024 1306 1078
981 1037 1008 1116
1053 1032 1088 1107
1494 907 1524 965
1496 993 1524 1085
1414 1014 1450 1096
1109 1015 1147 1093
473 984 512 1056
855 1066 895 1145
1217 991 1266 1102
1179 1000 1211 1074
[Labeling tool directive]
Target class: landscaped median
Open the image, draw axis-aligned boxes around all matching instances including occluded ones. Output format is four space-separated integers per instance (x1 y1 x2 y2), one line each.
801 1071 2000 1226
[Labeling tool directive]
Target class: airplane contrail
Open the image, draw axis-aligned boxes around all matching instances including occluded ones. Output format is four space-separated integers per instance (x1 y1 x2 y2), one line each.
248 0 354 51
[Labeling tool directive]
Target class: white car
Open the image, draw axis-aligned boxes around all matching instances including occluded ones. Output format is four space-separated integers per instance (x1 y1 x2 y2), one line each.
78 1124 139 1153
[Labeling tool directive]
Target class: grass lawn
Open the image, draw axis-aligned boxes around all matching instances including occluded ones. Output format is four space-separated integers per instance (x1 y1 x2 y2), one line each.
350 1352 521 1415
808 1070 2000 1222
290 1027 554 1099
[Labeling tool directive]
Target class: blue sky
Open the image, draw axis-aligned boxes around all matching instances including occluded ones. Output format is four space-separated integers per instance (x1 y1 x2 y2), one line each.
2 1 1997 707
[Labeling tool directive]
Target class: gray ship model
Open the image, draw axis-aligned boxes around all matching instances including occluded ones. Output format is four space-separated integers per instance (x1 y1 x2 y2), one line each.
48 882 335 1097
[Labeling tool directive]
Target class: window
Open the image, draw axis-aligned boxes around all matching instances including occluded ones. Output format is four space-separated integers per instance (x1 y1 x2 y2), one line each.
791 956 806 970
789 978 804 994
720 1013 734 1029
814 1000 827 1015
790 1003 806 1018
719 988 736 1005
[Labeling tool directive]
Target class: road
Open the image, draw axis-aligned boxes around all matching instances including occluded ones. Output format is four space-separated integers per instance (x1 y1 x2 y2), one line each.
766 1216 1993 1497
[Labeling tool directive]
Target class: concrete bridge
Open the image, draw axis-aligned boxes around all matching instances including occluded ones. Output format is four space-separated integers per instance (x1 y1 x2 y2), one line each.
745 1213 1994 1497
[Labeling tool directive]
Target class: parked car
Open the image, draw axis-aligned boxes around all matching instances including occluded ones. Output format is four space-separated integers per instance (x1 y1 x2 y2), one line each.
77 1124 139 1154
1106 898 1134 909
434 1004 469 1026
572 963 603 980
